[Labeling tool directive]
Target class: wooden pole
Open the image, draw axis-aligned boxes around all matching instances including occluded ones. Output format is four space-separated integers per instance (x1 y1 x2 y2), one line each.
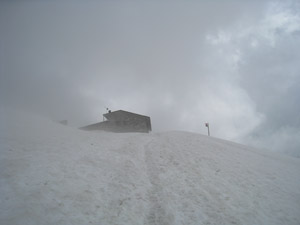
207 124 210 136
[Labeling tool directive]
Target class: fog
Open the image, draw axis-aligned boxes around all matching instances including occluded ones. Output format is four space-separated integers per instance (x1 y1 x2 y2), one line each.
1 0 299 157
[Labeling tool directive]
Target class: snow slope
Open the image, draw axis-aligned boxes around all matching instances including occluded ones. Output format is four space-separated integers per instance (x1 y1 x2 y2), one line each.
1 109 300 225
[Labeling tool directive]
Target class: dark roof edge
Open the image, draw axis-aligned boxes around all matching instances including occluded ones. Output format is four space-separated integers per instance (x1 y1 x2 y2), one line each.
103 110 150 118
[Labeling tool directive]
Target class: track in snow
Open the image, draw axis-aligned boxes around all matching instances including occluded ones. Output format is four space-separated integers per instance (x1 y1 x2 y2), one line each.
144 135 175 225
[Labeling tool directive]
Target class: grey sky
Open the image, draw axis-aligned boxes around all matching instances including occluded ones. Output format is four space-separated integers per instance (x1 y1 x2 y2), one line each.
1 0 299 157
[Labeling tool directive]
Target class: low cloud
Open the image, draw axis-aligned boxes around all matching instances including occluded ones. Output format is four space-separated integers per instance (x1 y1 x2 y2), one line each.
1 0 299 157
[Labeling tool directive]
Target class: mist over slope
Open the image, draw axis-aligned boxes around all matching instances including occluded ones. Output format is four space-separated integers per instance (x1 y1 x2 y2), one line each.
1 109 300 225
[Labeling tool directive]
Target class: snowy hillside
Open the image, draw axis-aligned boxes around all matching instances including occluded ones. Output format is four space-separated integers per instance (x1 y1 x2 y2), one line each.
1 110 300 225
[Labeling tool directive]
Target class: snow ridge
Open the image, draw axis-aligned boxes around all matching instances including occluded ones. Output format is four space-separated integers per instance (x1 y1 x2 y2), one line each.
1 111 300 225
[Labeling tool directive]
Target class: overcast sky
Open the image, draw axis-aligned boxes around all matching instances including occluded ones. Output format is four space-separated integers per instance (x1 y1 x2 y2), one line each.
1 0 299 157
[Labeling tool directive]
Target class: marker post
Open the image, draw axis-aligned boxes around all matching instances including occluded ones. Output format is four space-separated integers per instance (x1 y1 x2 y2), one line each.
205 122 210 136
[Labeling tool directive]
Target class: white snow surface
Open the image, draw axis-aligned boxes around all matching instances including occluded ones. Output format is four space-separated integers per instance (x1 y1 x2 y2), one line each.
1 109 300 225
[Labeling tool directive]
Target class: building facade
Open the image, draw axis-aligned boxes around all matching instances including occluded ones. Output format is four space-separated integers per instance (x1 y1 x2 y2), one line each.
80 110 152 133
